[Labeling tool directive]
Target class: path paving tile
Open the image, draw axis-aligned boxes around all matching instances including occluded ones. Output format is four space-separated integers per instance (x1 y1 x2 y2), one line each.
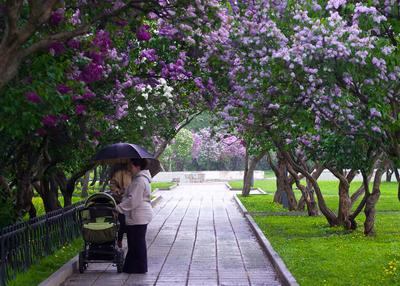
62 183 281 286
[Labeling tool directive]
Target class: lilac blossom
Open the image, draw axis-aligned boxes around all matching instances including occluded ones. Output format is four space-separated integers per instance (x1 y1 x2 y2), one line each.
50 8 65 25
57 84 72 94
25 92 42 104
75 104 86 115
42 115 58 127
136 25 152 41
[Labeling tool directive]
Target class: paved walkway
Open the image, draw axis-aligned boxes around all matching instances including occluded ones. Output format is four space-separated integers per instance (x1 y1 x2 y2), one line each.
63 183 281 286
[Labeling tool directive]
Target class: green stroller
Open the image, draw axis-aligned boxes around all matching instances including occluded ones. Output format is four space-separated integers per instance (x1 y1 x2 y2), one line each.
78 193 124 273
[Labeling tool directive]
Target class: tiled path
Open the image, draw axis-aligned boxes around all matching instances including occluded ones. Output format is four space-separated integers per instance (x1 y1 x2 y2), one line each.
63 183 281 286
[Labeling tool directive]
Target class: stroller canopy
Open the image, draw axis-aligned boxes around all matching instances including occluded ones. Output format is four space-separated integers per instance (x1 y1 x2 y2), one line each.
85 192 117 208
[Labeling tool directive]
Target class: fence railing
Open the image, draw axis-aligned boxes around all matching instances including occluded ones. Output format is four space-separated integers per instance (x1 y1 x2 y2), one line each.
0 202 84 286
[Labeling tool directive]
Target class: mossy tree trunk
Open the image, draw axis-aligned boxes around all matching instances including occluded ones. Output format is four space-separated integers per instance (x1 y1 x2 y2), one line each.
364 167 384 236
242 149 266 196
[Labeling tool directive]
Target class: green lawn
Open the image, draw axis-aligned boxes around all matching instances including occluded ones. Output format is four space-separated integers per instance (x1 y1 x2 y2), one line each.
253 214 400 286
151 182 175 190
8 238 83 286
264 170 275 178
237 180 400 286
238 194 288 213
231 180 400 212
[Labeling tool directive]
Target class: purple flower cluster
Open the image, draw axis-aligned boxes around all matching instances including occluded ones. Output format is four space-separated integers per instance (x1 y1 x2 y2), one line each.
67 39 81 50
50 8 65 25
25 92 42 104
80 63 104 83
161 53 192 80
57 84 72 94
49 42 65 56
93 30 112 52
42 115 58 127
136 25 152 41
75 104 86 115
140 49 158 62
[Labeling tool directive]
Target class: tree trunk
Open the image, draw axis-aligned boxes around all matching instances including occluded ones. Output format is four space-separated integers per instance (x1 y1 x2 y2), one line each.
16 170 36 218
394 169 400 201
267 151 297 209
35 178 62 213
0 45 23 91
330 168 357 230
304 178 319 216
90 167 98 186
64 164 95 206
282 151 338 226
364 167 384 236
275 152 297 210
242 150 265 196
338 180 352 229
297 195 306 211
81 171 90 198
286 164 319 216
386 168 393 182
98 165 109 186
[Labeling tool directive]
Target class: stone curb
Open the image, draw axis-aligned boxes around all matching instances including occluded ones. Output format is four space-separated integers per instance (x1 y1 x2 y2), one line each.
233 195 248 215
256 187 267 194
151 194 163 206
38 256 78 286
168 183 178 190
38 195 162 286
234 194 299 286
226 183 267 195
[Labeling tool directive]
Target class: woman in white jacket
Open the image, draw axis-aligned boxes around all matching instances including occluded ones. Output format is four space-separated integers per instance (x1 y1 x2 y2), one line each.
115 158 153 273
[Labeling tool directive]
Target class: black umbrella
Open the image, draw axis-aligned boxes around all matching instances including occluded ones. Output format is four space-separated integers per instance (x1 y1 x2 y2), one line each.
92 143 162 177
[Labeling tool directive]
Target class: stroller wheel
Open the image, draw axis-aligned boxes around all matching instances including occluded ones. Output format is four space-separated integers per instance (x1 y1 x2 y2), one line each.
116 250 124 273
79 252 85 273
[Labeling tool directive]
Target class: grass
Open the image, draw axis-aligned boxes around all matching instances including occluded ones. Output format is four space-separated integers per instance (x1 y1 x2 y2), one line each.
8 238 83 286
238 194 288 213
264 170 275 178
230 180 400 212
236 180 400 286
152 182 175 190
253 214 400 286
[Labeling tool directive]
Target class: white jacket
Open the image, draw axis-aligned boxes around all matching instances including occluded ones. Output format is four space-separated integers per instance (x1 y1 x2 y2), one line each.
116 170 154 225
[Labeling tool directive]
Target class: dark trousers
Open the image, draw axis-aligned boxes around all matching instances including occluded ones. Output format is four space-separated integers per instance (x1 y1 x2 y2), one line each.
117 214 125 242
123 224 148 273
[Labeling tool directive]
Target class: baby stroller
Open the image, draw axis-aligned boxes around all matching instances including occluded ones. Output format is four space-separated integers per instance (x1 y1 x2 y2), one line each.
78 192 124 273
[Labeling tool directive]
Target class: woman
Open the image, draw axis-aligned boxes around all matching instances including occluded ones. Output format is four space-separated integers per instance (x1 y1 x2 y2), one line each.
108 164 132 248
115 158 153 274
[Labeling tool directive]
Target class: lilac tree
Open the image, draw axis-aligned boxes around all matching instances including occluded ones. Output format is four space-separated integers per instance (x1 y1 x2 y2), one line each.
199 0 399 234
191 129 246 171
0 0 226 220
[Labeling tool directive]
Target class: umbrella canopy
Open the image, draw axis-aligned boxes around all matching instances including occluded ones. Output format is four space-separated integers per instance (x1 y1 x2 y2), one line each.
92 143 162 177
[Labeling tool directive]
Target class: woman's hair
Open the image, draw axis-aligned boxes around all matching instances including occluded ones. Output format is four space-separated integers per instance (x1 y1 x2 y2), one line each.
109 163 131 191
130 158 148 170
109 163 129 176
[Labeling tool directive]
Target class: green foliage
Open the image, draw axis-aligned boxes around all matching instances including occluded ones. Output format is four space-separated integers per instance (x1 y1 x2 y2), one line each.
0 195 16 229
160 128 194 171
186 112 213 131
8 239 83 286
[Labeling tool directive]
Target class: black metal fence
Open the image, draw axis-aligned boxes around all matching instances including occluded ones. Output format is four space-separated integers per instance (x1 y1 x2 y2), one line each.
0 202 84 286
